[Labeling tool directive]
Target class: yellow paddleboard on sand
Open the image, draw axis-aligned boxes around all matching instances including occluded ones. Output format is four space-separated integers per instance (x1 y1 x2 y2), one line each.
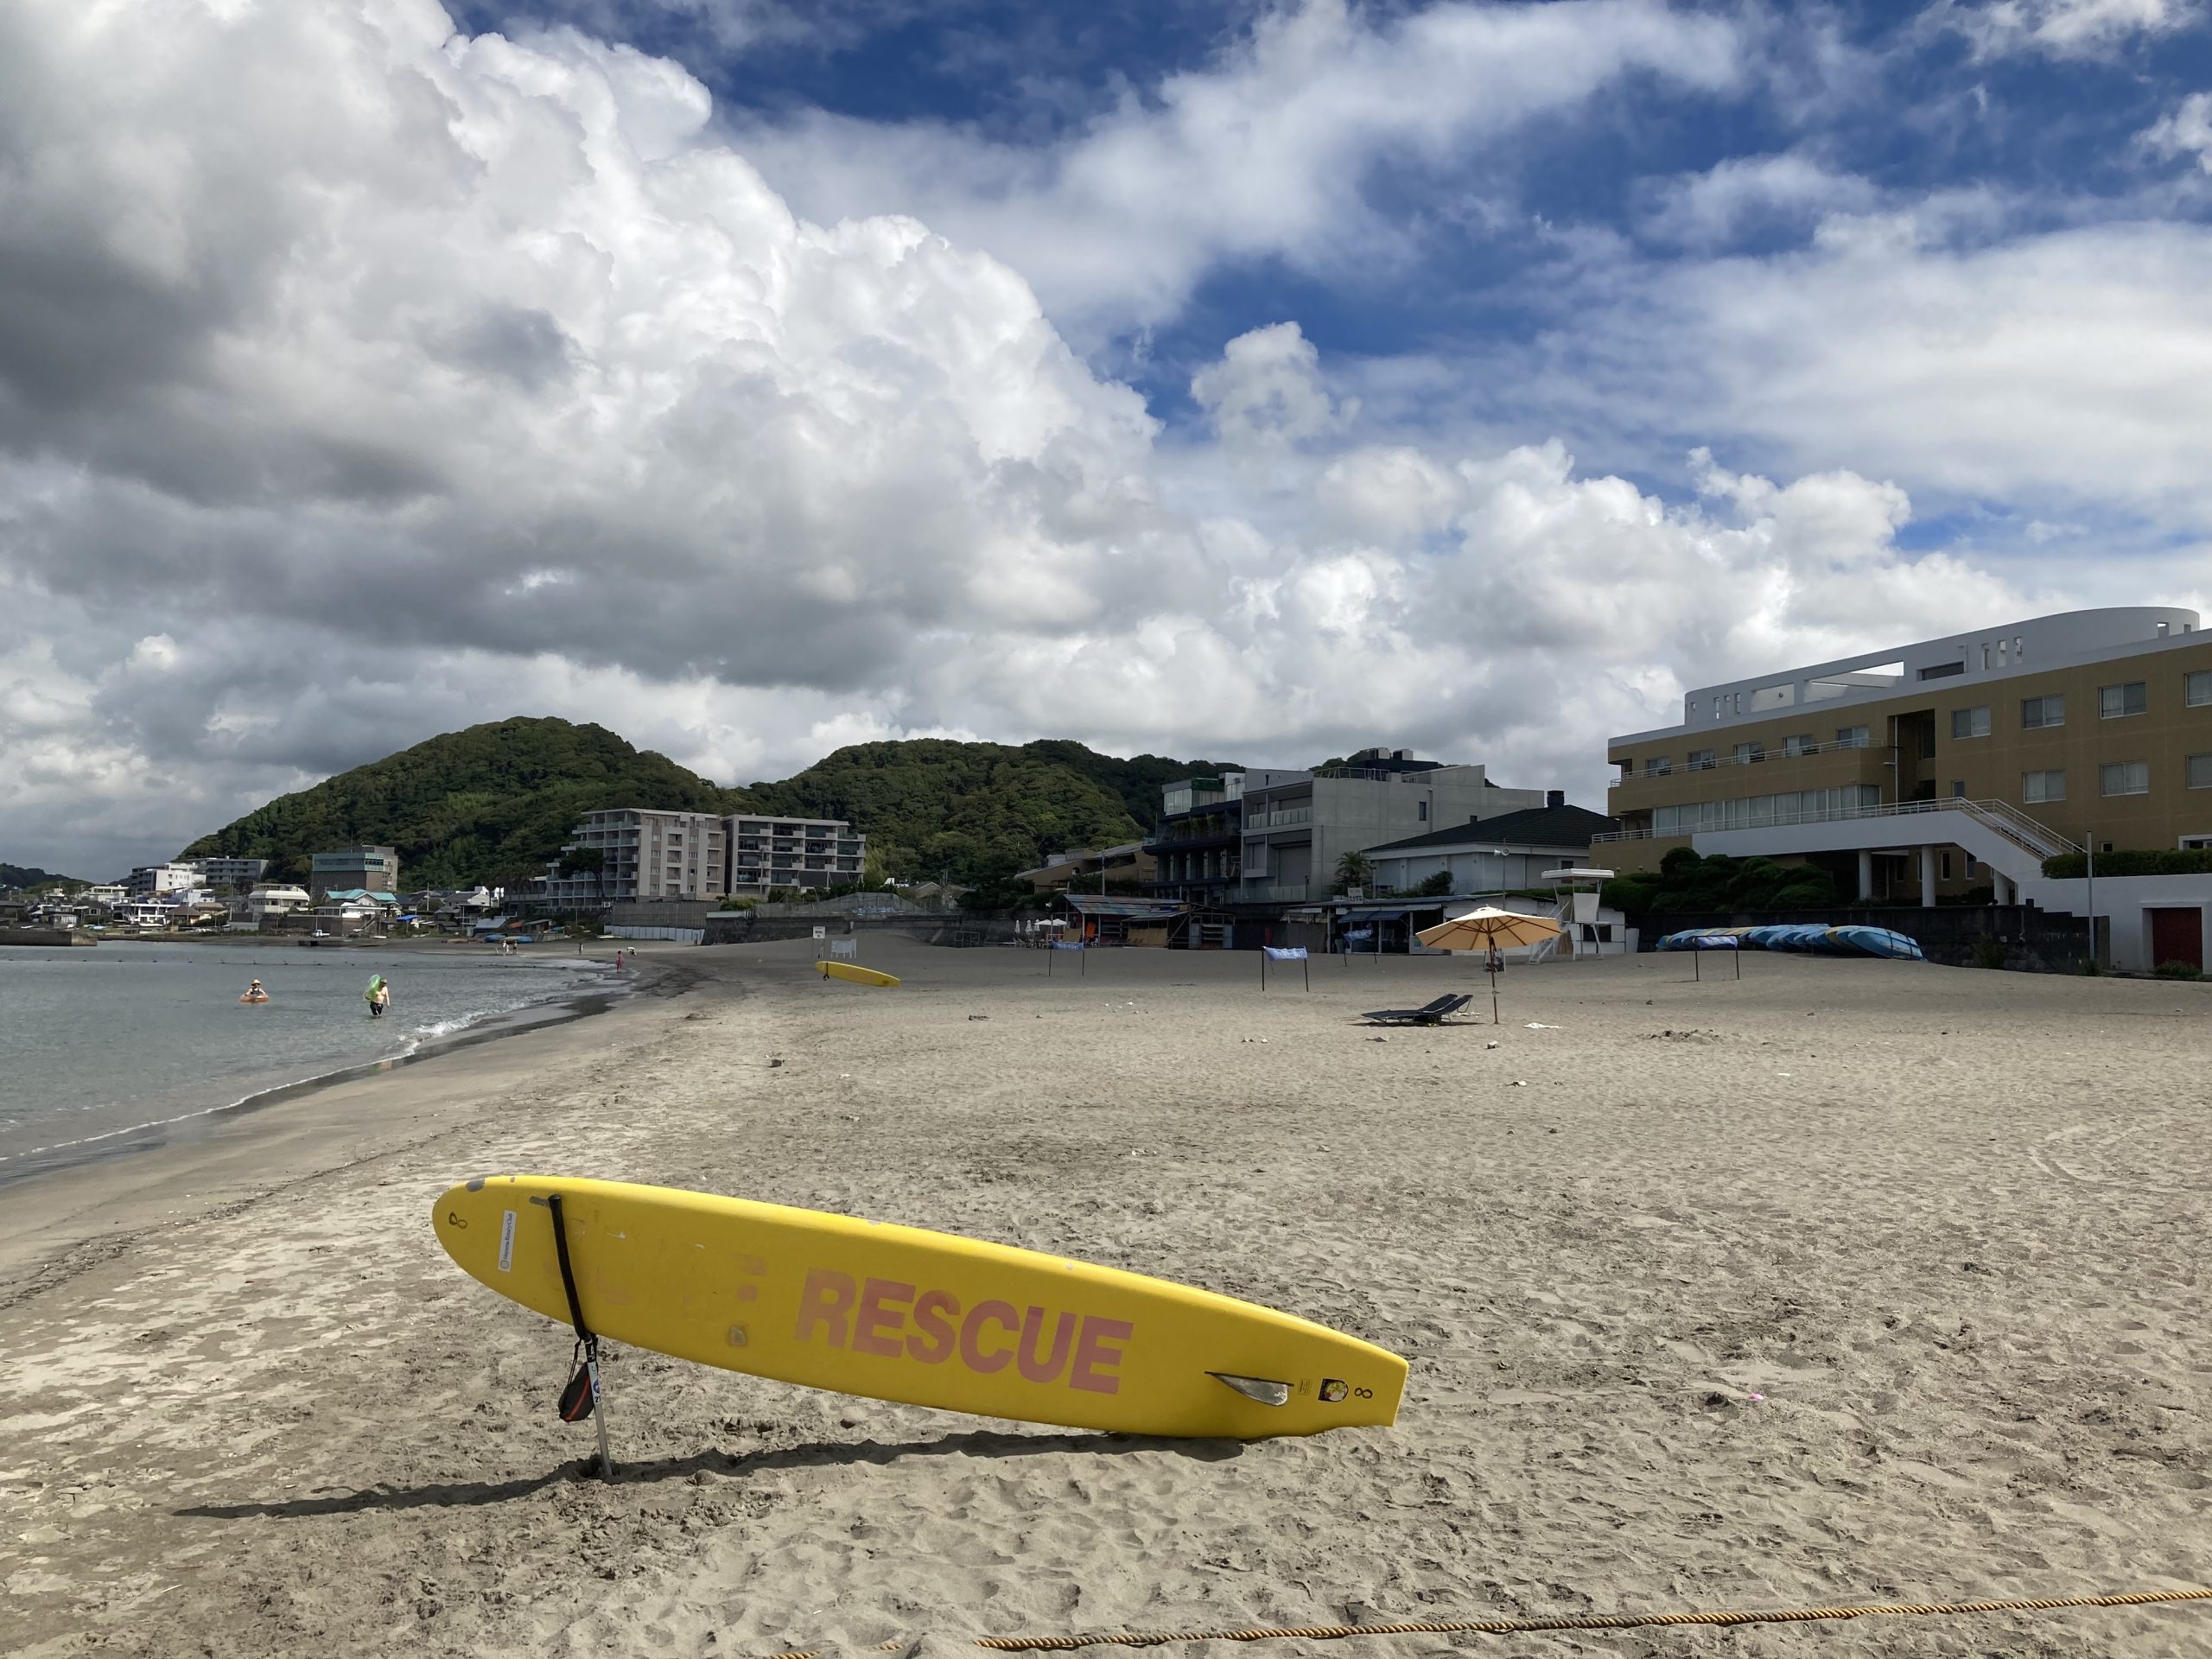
817 959 898 986
434 1175 1404 1439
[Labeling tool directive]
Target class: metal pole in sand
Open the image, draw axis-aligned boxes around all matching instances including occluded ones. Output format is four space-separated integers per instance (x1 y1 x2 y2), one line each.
2085 829 2097 969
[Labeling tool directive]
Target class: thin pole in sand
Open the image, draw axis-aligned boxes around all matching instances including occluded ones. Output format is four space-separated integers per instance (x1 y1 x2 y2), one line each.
2085 829 2097 969
547 1193 614 1481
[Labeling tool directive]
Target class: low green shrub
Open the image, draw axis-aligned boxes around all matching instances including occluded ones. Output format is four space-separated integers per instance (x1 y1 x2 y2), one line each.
2153 959 2205 980
1971 938 2008 969
2042 849 2212 879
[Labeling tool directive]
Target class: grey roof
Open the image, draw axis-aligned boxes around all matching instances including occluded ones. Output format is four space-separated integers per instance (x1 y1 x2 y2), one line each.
1363 803 1618 856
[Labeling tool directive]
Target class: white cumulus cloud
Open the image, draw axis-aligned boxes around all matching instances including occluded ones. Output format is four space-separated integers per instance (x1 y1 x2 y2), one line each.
0 0 2040 875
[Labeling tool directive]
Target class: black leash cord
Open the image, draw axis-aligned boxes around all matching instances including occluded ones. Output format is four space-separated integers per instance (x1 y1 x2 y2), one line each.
546 1193 593 1344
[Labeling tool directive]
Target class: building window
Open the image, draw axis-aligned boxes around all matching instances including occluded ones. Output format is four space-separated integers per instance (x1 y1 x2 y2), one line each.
1917 660 1965 680
1952 780 1967 798
1783 734 1815 757
1688 748 1716 771
2187 670 2212 708
2101 761 2150 797
1940 853 1954 879
2020 695 2064 729
2100 681 2148 719
1835 725 1869 748
1733 741 1764 765
1647 755 1672 776
2024 770 2065 803
2190 754 2212 790
1950 706 1991 740
1417 801 1428 822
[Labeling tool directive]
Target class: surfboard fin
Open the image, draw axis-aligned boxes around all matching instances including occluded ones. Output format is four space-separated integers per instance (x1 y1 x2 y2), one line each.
1207 1372 1291 1407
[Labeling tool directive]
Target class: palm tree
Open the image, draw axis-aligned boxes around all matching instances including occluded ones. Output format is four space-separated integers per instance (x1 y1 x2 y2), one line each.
1334 850 1373 894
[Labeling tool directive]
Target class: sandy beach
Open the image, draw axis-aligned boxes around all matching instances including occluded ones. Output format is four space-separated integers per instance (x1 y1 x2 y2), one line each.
4 937 2209 1657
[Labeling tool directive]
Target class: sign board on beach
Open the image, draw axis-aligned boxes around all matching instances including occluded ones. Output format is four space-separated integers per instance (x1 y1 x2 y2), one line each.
1263 946 1308 961
812 926 827 941
830 938 857 960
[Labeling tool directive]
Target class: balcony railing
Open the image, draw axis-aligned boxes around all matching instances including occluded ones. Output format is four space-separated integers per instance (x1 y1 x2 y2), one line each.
1595 796 2078 860
1240 882 1311 902
1618 734 1878 779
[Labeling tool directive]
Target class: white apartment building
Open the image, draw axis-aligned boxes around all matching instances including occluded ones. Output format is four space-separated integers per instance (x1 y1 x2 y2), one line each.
127 862 201 897
188 855 269 887
726 815 867 897
543 809 728 905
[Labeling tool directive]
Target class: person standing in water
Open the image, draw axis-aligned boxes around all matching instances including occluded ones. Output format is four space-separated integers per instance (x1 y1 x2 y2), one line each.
365 974 391 1018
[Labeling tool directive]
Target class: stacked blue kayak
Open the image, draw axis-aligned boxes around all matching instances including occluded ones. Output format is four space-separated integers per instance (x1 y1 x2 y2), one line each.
1656 924 1923 960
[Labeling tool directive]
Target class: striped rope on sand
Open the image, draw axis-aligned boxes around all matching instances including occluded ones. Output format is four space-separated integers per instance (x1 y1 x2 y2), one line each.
757 1585 2212 1659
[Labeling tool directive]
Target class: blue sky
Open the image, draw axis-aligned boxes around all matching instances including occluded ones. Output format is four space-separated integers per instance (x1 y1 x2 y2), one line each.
3 0 2212 873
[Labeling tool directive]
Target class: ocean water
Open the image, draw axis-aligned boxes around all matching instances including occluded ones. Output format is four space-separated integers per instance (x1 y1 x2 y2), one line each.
0 943 615 1183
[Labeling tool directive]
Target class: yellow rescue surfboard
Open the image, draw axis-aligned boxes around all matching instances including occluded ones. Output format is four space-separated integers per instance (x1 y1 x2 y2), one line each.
817 960 899 986
433 1175 1405 1439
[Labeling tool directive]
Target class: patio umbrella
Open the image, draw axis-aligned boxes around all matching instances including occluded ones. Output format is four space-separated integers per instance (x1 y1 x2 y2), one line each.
1414 906 1564 1023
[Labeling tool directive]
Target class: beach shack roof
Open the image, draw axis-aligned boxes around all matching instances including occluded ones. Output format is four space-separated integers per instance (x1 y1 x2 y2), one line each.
1057 895 1185 918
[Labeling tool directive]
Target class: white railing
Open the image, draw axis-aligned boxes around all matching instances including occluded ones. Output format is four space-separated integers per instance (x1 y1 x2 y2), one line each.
1242 882 1311 902
1594 797 2079 858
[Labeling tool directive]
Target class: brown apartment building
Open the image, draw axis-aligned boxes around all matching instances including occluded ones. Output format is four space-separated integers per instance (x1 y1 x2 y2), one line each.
1602 607 2212 968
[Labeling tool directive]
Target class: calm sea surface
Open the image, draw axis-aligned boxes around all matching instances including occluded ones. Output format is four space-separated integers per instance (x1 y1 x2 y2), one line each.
0 943 614 1183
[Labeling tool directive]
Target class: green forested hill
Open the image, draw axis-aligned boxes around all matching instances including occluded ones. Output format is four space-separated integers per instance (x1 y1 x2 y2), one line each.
182 717 741 889
743 738 1237 884
2 863 87 891
182 722 1239 893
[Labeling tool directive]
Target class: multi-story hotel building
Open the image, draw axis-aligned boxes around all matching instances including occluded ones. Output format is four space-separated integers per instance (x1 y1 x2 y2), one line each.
543 810 725 905
1603 608 2212 962
725 815 867 898
309 845 401 900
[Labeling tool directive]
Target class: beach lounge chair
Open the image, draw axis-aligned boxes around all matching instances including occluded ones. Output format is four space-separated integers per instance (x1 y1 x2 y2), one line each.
1361 994 1472 1026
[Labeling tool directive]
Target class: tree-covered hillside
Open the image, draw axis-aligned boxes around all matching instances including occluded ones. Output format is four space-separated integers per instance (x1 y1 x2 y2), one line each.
182 722 1243 893
1 863 87 892
742 738 1240 884
182 717 741 890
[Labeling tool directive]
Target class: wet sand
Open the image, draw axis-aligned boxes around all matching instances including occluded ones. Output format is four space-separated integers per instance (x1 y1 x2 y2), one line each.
4 938 2209 1657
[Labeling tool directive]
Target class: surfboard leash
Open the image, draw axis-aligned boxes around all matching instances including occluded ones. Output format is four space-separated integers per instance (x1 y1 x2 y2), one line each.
545 1192 615 1480
751 1584 2212 1658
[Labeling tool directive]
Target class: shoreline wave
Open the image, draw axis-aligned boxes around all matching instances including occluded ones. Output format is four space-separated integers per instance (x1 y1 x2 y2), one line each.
0 968 629 1189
